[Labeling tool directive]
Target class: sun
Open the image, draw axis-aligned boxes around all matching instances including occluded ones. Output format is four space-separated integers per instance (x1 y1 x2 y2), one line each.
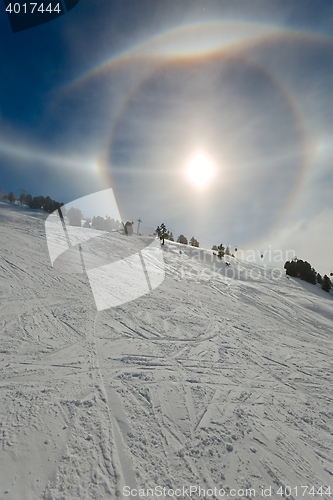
186 152 216 189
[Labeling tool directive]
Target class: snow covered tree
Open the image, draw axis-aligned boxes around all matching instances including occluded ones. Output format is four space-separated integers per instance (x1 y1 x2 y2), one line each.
156 223 168 244
8 192 15 204
169 232 174 242
190 236 199 247
92 216 106 230
84 217 92 228
177 234 188 245
212 245 218 251
104 216 113 232
67 207 83 227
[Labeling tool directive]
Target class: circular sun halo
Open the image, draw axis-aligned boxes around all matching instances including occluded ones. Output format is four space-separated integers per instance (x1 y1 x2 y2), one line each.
186 153 215 189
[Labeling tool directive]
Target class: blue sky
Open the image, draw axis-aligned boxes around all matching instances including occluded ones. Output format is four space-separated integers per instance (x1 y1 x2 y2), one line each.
0 0 332 274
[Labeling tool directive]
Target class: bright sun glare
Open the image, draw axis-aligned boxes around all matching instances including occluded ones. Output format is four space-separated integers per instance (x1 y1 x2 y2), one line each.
186 152 216 189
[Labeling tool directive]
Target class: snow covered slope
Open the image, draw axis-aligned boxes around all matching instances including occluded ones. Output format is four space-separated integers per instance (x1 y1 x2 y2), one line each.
1 204 333 500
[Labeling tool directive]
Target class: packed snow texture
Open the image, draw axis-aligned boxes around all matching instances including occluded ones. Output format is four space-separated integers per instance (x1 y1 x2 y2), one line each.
0 203 333 500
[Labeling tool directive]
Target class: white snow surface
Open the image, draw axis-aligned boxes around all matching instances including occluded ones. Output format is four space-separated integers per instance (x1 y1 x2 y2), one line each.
0 204 333 500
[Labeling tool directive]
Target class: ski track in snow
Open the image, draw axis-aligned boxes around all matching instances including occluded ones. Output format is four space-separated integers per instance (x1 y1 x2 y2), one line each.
0 203 333 500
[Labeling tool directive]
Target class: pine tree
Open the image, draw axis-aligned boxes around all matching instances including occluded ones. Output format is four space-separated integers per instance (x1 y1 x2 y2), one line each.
19 192 26 205
43 196 54 213
322 275 332 293
25 194 33 207
159 223 167 238
284 258 316 284
217 244 225 259
157 223 168 245
31 196 45 209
